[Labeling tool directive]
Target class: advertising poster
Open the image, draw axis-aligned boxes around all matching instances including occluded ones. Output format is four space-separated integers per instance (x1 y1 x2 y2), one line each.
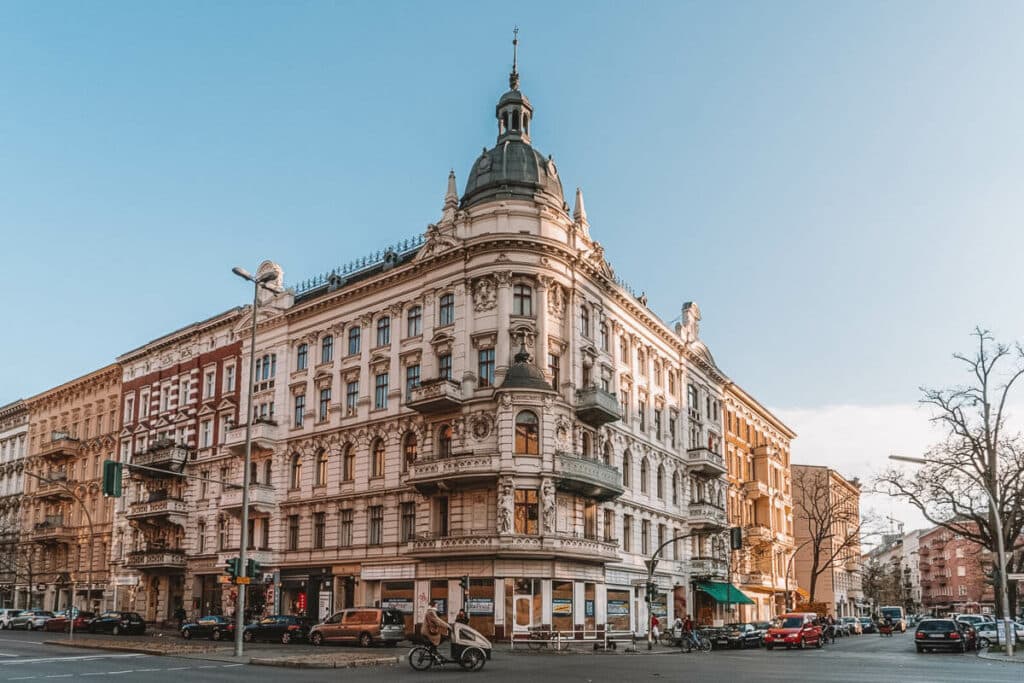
607 600 629 617
382 598 414 614
466 598 494 615
585 600 595 618
552 598 573 616
318 590 332 622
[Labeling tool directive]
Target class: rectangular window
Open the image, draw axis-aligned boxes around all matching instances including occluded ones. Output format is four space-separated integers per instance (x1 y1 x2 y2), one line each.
478 349 495 388
376 317 391 346
374 373 389 410
294 394 305 428
287 515 300 551
321 335 334 364
218 519 228 551
438 354 452 381
140 390 150 417
200 471 209 500
204 371 215 399
200 420 212 448
406 306 422 337
638 400 646 431
603 509 615 542
514 489 539 535
400 502 416 542
338 509 353 547
547 353 560 390
580 305 590 337
261 518 270 548
247 518 256 549
512 284 532 316
654 409 662 439
368 506 384 545
405 365 420 399
347 326 361 355
197 521 206 553
345 381 359 414
623 514 633 552
296 344 308 371
225 365 236 392
436 496 449 536
313 512 325 549
438 293 455 326
319 388 331 421
600 323 609 351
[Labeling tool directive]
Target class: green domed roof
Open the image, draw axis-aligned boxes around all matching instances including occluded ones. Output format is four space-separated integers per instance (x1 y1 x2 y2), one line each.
461 138 565 210
499 346 556 392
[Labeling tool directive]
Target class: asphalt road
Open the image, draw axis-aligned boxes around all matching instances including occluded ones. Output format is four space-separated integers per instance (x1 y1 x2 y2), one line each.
0 628 1019 682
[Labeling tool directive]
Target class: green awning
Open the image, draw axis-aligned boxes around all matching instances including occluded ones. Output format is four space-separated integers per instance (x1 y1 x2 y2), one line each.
696 581 754 605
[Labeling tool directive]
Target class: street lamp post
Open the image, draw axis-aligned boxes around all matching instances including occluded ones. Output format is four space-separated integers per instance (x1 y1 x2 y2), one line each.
231 266 280 658
889 454 1014 657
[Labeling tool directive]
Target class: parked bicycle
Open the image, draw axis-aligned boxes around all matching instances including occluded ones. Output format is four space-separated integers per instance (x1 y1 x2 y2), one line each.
660 628 711 652
525 626 568 651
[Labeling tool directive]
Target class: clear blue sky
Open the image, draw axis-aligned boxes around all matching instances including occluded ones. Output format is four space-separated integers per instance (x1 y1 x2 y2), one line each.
2 1 1023 413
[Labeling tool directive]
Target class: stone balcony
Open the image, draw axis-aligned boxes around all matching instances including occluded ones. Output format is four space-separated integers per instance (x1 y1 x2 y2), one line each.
126 497 188 527
407 379 464 414
743 525 773 544
220 484 276 516
689 557 728 580
406 452 501 495
132 443 189 473
33 473 73 501
126 548 187 570
844 558 860 572
553 452 624 502
688 501 727 530
574 387 621 427
39 436 81 462
685 447 727 476
225 420 281 455
739 571 773 589
742 480 769 499
406 531 620 564
30 517 74 545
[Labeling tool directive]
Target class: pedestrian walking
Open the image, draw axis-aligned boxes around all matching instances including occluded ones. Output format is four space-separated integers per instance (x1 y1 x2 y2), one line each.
651 614 660 642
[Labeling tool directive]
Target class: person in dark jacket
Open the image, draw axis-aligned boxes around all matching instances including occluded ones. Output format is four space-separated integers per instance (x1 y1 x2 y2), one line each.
455 609 470 625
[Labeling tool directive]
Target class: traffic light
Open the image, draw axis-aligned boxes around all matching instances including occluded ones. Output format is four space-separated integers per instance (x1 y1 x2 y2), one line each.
645 581 658 603
225 557 240 580
247 558 261 579
460 575 470 592
101 460 122 497
729 526 743 550
983 566 1000 586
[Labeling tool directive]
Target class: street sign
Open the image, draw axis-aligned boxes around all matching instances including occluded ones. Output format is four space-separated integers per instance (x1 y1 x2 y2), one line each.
235 577 251 584
218 575 232 584
1007 573 1024 581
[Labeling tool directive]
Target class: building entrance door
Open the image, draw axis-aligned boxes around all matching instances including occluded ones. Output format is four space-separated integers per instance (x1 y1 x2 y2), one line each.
511 579 539 633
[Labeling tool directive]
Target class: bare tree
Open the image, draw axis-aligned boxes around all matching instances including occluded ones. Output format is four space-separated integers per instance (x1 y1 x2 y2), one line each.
793 467 865 603
875 328 1024 618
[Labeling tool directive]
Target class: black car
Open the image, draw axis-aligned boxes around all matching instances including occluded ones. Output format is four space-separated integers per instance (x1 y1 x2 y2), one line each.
724 623 765 649
242 615 311 644
752 621 775 646
181 615 235 641
915 618 974 653
859 617 877 634
87 611 146 635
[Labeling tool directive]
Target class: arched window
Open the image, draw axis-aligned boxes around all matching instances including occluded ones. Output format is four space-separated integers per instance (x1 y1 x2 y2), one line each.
656 465 665 499
522 114 528 135
289 454 302 490
512 284 533 316
622 451 632 488
514 410 539 455
438 424 453 457
581 431 592 458
371 438 385 478
502 112 509 133
512 110 521 130
342 444 355 481
264 460 273 487
603 441 613 466
640 457 649 494
314 449 328 487
402 432 418 472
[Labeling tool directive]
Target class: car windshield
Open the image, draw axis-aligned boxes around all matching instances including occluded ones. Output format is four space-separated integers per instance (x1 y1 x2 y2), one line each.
880 608 902 619
780 617 805 629
918 621 954 632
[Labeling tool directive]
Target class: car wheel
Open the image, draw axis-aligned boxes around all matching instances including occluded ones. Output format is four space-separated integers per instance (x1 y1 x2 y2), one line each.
211 629 222 641
281 632 291 645
815 637 822 649
916 646 924 653
310 632 323 646
798 638 806 650
766 644 774 650
182 628 192 640
26 623 33 631
89 625 96 634
243 630 254 643
112 625 120 636
359 632 372 648
978 637 990 649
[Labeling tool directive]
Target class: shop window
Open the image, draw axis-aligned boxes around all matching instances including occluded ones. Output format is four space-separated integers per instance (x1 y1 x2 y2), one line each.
551 580 574 632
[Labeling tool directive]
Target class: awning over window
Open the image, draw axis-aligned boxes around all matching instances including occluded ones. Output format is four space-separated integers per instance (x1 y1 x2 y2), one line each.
695 581 754 605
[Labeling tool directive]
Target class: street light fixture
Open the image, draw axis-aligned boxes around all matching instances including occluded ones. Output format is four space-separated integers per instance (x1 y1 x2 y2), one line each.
888 453 1014 657
230 265 281 658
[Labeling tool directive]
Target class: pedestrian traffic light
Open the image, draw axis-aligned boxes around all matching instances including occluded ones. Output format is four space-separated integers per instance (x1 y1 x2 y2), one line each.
460 575 470 592
246 558 261 579
645 582 658 603
729 526 743 550
101 460 122 497
225 557 240 580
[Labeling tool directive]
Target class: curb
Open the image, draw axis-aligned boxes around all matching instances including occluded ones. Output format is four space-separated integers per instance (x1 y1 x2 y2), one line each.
249 655 400 669
977 647 1024 665
44 640 230 660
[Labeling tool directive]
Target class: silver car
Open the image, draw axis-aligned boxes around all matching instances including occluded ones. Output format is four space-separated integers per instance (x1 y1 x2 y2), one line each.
0 609 23 629
974 620 1023 648
10 610 54 630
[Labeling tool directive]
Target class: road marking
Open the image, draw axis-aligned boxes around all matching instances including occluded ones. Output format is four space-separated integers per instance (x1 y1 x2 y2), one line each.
221 663 243 667
44 676 72 679
0 655 17 658
105 671 134 675
0 655 145 666
164 667 191 671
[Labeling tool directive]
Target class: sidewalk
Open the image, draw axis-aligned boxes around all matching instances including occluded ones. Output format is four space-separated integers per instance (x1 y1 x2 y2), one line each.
978 647 1024 665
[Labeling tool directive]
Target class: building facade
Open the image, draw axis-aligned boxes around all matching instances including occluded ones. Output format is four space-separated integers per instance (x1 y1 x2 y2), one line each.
0 400 29 607
918 525 995 616
112 308 243 623
722 383 796 622
20 365 120 612
791 465 863 617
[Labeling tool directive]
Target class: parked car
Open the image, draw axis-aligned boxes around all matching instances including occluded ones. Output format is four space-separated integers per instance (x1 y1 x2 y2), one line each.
752 621 774 646
87 611 146 635
721 623 764 649
841 616 862 635
915 619 975 653
831 620 850 637
974 620 1023 648
0 609 22 629
764 613 824 650
309 607 405 647
242 615 311 644
43 610 95 632
10 610 54 630
181 615 235 641
859 617 877 634
954 614 988 628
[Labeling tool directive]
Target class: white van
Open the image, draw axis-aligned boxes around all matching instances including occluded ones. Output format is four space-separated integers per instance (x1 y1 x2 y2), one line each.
879 606 906 633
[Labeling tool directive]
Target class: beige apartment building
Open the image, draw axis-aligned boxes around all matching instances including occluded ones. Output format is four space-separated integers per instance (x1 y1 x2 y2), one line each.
0 400 29 607
20 365 120 612
722 383 796 622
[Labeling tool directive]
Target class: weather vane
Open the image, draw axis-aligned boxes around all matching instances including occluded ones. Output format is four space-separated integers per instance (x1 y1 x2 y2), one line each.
510 26 520 90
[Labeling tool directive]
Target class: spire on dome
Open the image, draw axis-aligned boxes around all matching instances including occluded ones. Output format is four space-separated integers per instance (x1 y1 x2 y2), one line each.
445 169 458 208
573 187 588 224
510 26 520 90
494 28 533 145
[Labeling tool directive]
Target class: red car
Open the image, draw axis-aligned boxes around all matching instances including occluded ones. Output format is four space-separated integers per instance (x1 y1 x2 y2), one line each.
764 613 824 650
43 611 95 633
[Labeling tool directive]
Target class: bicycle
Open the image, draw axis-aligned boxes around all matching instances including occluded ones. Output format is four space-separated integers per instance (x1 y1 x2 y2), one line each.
525 626 567 651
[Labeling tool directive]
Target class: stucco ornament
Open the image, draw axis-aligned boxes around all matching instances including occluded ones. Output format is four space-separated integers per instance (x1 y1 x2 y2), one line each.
541 478 556 534
680 302 701 343
470 413 493 441
473 277 497 312
546 282 564 315
554 416 571 447
497 476 515 534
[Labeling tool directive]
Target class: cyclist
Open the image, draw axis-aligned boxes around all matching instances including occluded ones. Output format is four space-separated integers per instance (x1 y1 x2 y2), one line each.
424 601 450 656
683 614 700 650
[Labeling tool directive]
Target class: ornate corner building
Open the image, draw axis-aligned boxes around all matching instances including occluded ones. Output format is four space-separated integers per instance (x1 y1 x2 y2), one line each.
19 365 120 611
0 400 28 607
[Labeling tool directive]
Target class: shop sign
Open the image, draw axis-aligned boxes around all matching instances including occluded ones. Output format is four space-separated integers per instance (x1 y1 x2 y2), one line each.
296 592 307 613
382 598 414 613
114 576 139 586
552 598 573 616
318 590 332 622
607 600 629 617
466 598 493 615
651 600 668 618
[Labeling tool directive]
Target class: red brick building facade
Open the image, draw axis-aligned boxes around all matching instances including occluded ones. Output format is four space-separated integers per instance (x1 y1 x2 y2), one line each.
918 524 995 616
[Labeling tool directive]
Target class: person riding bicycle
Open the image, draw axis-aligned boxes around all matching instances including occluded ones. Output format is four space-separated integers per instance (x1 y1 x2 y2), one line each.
424 601 450 655
683 614 699 649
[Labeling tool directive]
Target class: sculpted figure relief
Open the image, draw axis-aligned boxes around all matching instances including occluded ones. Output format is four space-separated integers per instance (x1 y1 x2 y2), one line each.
473 277 497 312
541 478 556 534
497 477 514 534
